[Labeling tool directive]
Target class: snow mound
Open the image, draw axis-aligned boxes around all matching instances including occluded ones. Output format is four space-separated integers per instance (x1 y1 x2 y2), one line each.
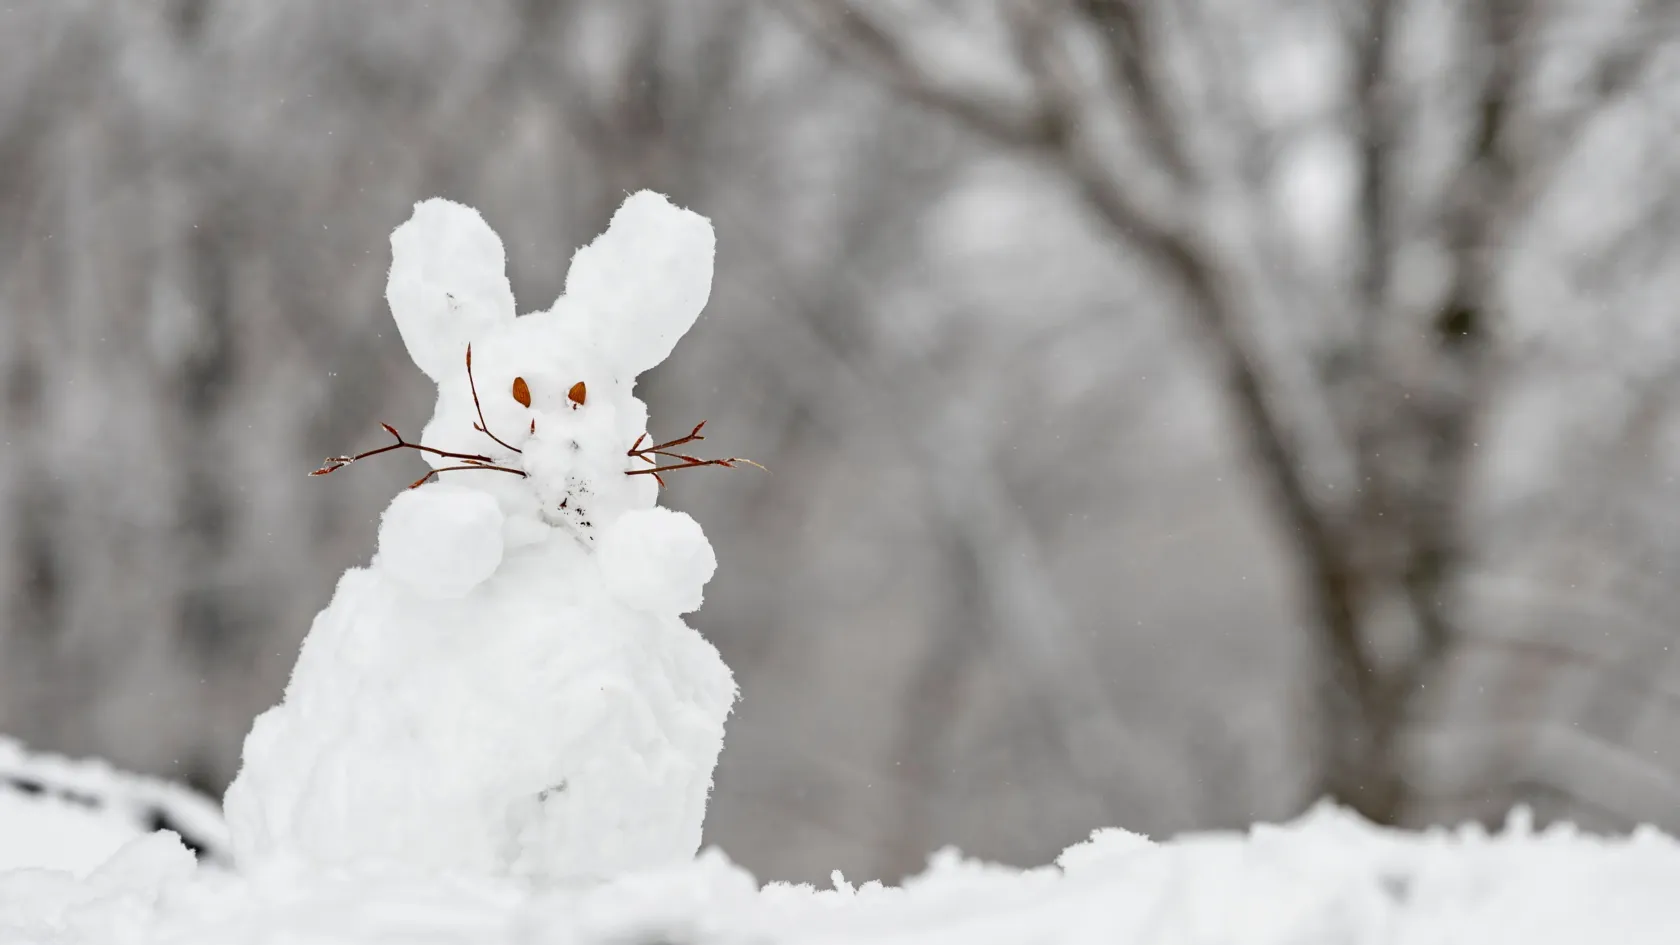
0 783 148 877
6 805 1680 943
0 737 229 873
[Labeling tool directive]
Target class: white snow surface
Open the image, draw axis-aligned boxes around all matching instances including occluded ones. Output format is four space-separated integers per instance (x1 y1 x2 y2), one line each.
221 191 736 884
0 784 146 877
6 804 1680 943
0 738 229 875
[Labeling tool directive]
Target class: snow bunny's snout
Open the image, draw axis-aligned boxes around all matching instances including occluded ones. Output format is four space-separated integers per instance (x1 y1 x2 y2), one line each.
453 324 657 537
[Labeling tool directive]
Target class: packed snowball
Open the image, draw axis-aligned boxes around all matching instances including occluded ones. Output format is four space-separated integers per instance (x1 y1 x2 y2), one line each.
220 191 737 884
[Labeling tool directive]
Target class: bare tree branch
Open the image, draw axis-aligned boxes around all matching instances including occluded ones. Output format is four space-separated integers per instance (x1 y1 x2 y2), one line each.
1353 0 1401 326
779 0 1055 146
1069 0 1192 179
1521 0 1680 193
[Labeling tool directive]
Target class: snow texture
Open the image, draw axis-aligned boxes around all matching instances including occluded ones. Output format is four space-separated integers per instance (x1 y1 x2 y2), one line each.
376 483 506 599
220 191 736 884
8 803 1680 943
0 737 229 873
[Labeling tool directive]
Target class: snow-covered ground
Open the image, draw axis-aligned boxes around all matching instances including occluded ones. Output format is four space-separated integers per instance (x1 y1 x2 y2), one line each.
5 780 1680 944
0 781 142 877
0 737 228 875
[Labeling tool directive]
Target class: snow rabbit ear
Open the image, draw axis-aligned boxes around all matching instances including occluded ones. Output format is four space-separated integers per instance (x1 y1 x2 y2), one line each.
386 199 517 383
562 191 716 380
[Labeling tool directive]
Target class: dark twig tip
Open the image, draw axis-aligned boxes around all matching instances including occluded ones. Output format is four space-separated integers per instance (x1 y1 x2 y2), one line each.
466 344 522 455
625 421 762 481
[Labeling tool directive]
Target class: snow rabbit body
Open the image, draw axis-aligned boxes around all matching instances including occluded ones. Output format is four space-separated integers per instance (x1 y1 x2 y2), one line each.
223 192 737 884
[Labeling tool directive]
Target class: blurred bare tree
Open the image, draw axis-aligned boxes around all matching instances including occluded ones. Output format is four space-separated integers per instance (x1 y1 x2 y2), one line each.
4 0 1680 887
785 0 1680 829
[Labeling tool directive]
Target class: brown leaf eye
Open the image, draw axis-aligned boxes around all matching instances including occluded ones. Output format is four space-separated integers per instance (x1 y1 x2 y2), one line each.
512 377 531 408
568 381 587 406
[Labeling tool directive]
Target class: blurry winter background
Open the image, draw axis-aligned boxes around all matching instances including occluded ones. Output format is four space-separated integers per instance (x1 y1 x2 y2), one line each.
3 0 1680 887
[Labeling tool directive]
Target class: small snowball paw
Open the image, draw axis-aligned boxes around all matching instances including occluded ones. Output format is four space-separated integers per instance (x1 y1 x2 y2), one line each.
375 483 505 599
596 507 716 615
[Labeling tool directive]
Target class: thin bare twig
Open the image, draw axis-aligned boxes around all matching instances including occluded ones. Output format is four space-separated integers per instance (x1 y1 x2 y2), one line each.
310 422 528 487
407 463 525 491
624 421 763 487
310 349 530 488
466 344 523 454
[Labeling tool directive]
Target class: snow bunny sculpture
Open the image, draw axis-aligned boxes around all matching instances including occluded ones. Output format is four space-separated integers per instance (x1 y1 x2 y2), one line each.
222 192 737 884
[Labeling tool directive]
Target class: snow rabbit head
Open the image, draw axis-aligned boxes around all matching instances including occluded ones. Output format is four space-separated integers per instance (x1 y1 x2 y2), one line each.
383 191 716 540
